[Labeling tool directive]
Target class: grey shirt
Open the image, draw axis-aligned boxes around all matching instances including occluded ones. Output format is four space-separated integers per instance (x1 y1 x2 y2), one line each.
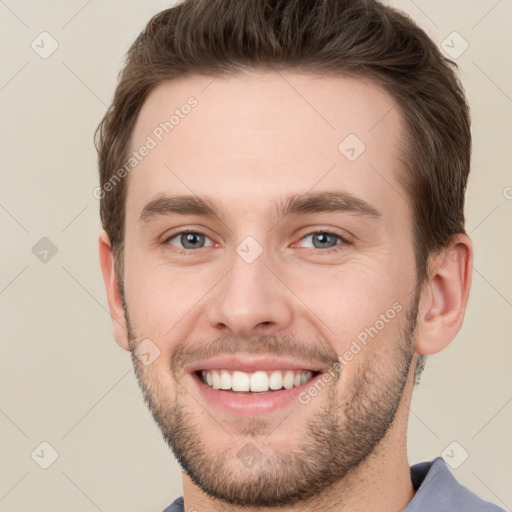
162 457 505 512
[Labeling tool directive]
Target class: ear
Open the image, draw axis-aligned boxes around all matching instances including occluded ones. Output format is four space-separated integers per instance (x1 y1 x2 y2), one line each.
98 230 130 351
415 234 473 355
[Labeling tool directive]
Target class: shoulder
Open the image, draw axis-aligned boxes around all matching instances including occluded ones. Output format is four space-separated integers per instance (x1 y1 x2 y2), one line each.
161 496 184 512
406 457 506 512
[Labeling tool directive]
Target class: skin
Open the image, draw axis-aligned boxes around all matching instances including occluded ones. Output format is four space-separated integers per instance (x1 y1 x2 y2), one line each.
99 71 472 512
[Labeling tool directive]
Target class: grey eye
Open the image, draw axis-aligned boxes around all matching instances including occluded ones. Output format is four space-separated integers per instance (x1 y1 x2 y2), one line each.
301 232 341 249
168 231 213 250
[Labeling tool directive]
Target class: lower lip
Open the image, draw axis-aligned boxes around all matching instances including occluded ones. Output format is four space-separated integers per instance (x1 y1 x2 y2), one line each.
189 372 323 416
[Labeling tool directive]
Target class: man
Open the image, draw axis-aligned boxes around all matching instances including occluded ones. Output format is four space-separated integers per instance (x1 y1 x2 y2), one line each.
96 0 505 511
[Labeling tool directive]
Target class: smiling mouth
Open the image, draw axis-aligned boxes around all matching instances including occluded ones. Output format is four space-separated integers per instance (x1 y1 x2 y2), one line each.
195 369 320 393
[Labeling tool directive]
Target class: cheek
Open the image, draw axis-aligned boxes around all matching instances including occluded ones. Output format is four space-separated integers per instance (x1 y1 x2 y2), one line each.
288 260 407 356
123 256 217 350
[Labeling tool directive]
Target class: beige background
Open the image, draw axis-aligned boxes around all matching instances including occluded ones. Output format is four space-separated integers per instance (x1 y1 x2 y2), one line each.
0 0 511 510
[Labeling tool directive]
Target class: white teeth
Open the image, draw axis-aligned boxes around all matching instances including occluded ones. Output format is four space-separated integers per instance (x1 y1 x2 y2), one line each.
220 370 231 390
200 369 314 392
232 371 250 391
250 371 269 392
269 370 283 390
211 369 221 389
283 370 294 389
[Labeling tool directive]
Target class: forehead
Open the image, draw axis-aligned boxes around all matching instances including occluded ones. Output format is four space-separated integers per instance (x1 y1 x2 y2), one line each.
126 71 408 223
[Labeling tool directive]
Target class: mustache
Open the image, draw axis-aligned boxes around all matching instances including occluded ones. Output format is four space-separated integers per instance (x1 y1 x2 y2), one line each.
170 333 340 374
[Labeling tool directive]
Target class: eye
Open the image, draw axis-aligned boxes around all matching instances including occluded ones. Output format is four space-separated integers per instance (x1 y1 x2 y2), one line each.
162 229 350 255
297 230 349 252
164 230 214 251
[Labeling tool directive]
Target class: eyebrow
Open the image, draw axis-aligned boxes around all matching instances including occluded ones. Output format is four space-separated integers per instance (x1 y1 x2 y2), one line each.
138 191 383 224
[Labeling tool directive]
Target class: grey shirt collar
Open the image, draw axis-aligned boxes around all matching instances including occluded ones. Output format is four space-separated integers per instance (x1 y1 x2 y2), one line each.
162 457 505 512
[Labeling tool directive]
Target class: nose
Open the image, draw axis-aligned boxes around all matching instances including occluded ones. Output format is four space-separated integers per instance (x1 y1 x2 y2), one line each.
206 246 294 338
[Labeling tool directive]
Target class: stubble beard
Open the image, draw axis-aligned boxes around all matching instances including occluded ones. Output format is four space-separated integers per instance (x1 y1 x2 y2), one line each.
126 295 418 508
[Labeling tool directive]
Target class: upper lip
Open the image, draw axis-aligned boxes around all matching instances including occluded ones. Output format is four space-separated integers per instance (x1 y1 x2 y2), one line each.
186 355 325 374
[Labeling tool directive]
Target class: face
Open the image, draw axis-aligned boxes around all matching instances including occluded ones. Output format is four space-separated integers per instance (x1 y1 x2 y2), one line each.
121 71 421 507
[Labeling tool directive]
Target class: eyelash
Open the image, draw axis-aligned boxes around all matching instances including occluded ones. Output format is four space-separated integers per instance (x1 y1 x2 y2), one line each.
163 229 351 256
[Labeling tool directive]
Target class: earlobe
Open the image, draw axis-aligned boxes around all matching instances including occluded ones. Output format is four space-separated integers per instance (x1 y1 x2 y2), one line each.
98 230 130 351
415 235 473 356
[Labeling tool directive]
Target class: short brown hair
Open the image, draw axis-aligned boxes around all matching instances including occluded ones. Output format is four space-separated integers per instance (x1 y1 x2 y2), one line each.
95 0 471 314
